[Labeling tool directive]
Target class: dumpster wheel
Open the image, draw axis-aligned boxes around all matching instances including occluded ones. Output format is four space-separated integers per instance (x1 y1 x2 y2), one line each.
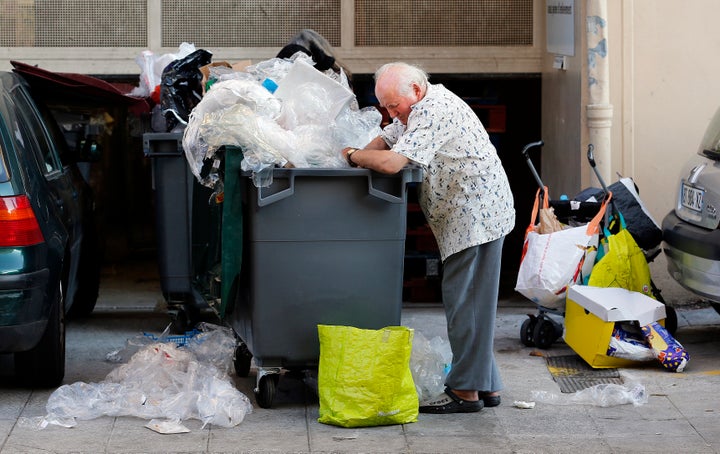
255 372 280 409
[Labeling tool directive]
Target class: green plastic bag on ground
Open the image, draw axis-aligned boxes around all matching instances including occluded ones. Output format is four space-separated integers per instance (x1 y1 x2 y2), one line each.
317 325 418 427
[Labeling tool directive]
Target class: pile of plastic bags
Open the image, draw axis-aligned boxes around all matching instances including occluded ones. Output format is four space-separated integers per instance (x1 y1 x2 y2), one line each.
132 42 383 191
182 52 382 189
19 323 252 433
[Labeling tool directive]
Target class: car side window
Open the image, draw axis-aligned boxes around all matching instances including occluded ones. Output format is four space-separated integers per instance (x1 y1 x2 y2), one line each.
0 142 8 183
12 89 61 175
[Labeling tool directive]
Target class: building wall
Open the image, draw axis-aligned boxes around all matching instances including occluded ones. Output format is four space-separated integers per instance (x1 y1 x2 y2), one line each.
0 0 544 75
540 0 720 304
616 0 720 303
540 0 585 198
618 1 720 218
539 0 720 218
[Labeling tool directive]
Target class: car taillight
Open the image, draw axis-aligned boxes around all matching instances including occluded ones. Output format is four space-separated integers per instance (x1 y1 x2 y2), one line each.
0 195 44 246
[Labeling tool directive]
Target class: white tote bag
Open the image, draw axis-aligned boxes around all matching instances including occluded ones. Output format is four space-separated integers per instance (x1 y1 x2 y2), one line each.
515 188 609 310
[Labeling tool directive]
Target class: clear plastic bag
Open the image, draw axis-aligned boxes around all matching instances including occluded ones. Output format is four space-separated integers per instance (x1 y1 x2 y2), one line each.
185 322 237 374
130 42 197 98
183 77 283 180
531 382 648 407
31 323 251 431
410 331 452 402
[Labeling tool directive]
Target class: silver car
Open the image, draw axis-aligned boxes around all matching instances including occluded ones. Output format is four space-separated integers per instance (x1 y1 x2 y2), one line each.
663 107 720 315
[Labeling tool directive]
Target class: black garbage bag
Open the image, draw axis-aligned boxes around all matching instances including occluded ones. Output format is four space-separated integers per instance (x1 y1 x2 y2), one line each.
276 29 352 88
276 29 336 71
574 179 662 251
607 178 662 251
160 49 212 132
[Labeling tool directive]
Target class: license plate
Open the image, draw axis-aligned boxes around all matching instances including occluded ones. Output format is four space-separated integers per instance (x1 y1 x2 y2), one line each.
681 183 704 212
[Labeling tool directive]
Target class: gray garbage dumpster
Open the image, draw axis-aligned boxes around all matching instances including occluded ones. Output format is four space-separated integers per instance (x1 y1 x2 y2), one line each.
143 133 220 330
220 147 423 407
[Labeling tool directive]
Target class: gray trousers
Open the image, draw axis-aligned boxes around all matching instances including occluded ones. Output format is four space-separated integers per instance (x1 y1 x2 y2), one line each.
441 237 505 393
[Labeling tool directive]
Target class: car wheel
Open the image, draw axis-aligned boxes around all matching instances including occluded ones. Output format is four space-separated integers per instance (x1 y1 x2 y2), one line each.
15 282 66 387
67 222 101 318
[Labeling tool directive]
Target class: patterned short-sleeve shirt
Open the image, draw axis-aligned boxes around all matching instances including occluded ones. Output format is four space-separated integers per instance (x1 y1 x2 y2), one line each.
381 84 515 261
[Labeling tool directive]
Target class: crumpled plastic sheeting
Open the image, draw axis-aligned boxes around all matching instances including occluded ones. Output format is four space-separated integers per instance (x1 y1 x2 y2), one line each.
183 77 283 182
182 52 382 189
410 332 452 403
19 323 251 431
531 382 648 407
184 323 238 375
105 322 237 375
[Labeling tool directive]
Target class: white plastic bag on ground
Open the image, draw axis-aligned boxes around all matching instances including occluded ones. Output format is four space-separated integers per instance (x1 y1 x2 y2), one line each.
24 323 251 431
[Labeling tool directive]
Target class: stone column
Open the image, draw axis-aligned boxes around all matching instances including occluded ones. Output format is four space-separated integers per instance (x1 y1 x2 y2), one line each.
586 0 613 183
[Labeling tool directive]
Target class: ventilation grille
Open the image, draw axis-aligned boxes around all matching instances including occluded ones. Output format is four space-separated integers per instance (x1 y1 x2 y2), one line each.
161 0 341 48
0 0 531 49
355 0 533 46
0 0 147 47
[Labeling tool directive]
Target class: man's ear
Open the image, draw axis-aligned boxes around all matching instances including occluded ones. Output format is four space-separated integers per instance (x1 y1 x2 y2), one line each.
412 83 423 100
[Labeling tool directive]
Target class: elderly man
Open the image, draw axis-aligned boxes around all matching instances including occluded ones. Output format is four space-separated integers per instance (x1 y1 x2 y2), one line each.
342 62 515 414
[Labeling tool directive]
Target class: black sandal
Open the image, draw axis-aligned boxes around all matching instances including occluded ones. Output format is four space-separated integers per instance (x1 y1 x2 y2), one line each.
479 392 501 408
419 388 483 414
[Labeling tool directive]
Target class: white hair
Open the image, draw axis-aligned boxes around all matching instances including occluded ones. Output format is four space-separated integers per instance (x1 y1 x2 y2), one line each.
374 62 428 97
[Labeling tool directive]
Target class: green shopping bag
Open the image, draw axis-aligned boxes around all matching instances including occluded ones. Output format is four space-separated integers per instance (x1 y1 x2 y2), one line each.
317 325 419 427
588 212 653 297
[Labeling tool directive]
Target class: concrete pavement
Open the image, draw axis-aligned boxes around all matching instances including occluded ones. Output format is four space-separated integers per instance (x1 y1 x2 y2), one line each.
0 258 719 453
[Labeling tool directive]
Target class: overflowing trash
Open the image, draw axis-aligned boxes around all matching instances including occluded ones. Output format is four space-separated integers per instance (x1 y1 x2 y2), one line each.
182 52 381 191
605 320 689 372
128 34 382 193
18 323 251 432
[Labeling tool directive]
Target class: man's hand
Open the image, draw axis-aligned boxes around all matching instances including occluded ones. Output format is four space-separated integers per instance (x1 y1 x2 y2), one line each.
342 147 360 167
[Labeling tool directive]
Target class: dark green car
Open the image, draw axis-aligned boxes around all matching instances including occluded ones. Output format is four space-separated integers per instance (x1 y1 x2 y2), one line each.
0 71 100 387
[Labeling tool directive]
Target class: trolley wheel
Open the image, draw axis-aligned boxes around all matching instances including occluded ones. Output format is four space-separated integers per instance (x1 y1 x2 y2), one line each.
533 318 557 349
520 316 536 347
256 374 279 409
233 343 253 378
